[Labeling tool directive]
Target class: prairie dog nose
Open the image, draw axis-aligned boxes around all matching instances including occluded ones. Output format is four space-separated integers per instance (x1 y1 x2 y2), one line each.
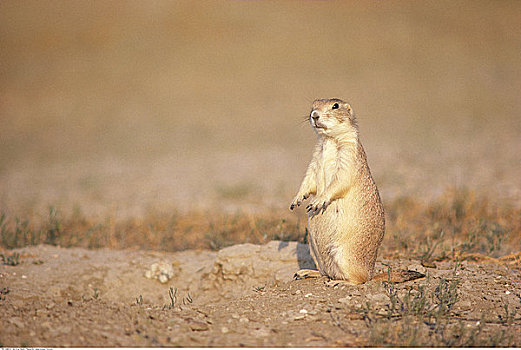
311 110 320 121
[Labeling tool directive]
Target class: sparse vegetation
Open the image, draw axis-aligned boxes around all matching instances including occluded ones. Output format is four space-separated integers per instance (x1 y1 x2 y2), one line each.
166 287 177 310
1 252 20 266
1 190 518 264
0 287 10 301
353 274 515 347
92 288 100 300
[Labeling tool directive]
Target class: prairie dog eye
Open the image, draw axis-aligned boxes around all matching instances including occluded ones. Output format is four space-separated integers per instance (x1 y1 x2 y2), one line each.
332 103 339 110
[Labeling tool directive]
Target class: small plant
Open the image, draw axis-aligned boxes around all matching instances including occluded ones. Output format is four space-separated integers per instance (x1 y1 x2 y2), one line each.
481 219 507 255
498 299 516 326
163 287 193 309
362 276 467 346
0 287 10 301
420 230 445 263
1 252 20 266
45 206 62 245
183 292 193 305
167 287 177 309
92 288 100 299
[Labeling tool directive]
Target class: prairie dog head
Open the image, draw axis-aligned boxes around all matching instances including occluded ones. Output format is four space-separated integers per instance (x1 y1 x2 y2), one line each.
309 98 358 139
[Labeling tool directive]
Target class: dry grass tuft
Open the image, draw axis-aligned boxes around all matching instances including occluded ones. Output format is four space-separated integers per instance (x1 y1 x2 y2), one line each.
383 188 521 261
1 189 519 262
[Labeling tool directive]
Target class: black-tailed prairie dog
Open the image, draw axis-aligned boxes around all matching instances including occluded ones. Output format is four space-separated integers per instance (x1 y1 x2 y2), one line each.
290 98 422 285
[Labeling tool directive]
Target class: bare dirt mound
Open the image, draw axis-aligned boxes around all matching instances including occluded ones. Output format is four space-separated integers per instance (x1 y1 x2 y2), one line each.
1 242 520 347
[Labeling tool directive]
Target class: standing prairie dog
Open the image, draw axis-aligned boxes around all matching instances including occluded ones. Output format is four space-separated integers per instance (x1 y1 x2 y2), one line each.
290 98 385 284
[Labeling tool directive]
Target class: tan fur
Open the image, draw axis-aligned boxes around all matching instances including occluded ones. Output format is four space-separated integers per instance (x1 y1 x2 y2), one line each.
290 98 385 284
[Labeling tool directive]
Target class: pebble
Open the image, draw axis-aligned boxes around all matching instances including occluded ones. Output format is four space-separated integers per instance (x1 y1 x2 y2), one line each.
9 317 25 328
144 261 176 284
407 264 427 274
505 291 511 295
188 320 209 331
221 326 229 334
458 300 472 308
338 297 351 304
252 327 270 337
239 317 249 323
304 293 312 298
299 309 308 314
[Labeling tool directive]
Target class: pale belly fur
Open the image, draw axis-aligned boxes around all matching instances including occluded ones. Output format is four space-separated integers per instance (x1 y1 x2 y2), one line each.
307 139 379 281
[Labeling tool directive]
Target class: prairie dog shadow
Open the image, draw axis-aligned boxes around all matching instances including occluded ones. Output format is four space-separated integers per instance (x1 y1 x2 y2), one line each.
277 241 316 270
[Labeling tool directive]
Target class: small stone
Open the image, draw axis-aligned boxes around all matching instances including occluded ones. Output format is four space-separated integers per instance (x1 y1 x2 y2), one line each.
158 274 169 284
304 293 312 298
189 320 209 331
458 300 472 309
407 264 427 274
231 313 240 319
239 317 249 323
21 275 27 279
505 291 511 295
221 326 229 334
366 292 387 304
9 317 24 328
421 261 437 268
295 290 302 295
252 327 270 337
144 261 176 283
294 315 306 320
338 296 351 304
299 309 308 314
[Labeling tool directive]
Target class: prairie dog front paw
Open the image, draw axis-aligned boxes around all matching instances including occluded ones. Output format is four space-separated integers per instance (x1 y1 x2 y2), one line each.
306 196 330 215
290 192 310 210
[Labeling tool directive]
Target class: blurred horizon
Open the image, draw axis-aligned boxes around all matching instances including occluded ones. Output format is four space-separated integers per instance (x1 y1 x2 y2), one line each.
1 0 520 220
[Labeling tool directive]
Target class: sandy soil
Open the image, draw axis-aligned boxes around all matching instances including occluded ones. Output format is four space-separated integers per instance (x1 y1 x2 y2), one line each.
1 242 520 347
1 1 520 347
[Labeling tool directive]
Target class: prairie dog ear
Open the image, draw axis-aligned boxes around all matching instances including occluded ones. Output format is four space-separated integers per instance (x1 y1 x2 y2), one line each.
344 103 353 117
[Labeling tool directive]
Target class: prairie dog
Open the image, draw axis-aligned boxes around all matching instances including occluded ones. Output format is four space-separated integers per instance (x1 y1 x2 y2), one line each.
290 98 385 284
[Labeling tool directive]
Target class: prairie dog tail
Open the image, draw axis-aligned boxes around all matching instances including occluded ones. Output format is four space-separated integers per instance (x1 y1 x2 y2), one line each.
372 269 425 283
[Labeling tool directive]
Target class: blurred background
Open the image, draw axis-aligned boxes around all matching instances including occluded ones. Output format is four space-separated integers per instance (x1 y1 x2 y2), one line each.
1 0 520 221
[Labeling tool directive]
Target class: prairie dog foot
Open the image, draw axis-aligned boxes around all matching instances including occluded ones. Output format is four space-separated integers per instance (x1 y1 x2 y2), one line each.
325 279 356 288
294 269 322 280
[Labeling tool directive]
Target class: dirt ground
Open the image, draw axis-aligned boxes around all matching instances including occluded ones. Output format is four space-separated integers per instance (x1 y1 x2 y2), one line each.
1 1 521 347
1 242 520 347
